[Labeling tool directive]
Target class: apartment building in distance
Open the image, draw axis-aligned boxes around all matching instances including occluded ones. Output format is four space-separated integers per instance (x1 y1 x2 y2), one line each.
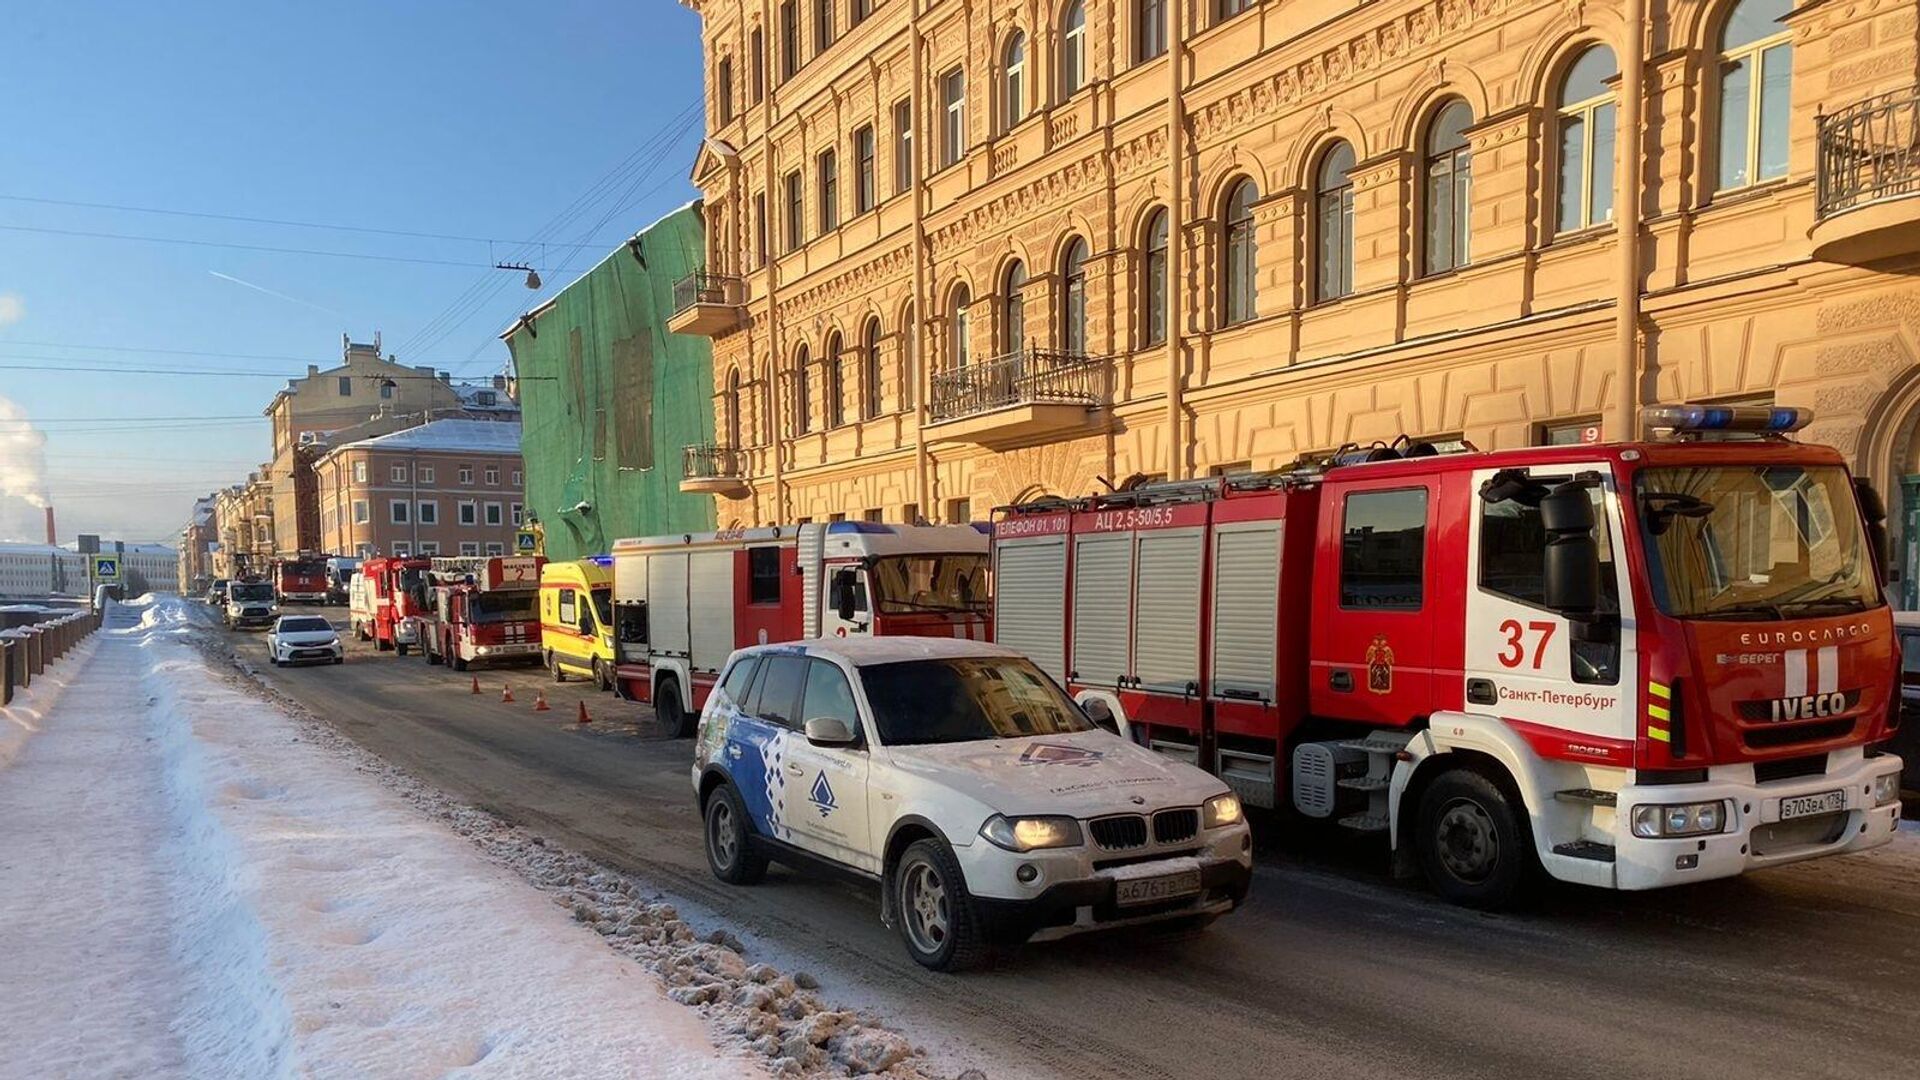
673 0 1920 595
313 419 527 559
211 473 275 579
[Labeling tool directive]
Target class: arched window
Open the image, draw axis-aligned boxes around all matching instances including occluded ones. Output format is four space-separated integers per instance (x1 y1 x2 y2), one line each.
1717 0 1793 192
1423 101 1474 276
862 318 883 418
1315 144 1356 302
1061 2 1086 99
1060 238 1089 354
792 345 811 435
1003 260 1027 355
724 367 742 447
1555 45 1619 233
1004 32 1027 131
1222 179 1258 324
824 331 844 428
949 285 971 368
1142 208 1169 346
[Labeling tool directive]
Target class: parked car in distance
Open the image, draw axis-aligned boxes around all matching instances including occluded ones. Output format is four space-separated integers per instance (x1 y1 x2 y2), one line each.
267 614 345 667
205 579 230 606
693 637 1253 972
224 580 277 630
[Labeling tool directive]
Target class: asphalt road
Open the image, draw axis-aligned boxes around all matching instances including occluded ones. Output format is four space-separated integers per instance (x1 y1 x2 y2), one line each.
222 605 1920 1080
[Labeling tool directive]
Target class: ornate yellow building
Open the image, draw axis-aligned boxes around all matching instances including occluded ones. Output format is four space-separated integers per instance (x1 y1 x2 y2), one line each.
672 0 1920 590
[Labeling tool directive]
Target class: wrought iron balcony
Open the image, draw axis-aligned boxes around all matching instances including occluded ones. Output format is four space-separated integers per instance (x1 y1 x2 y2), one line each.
926 348 1106 445
667 271 744 336
1814 87 1920 263
679 443 751 498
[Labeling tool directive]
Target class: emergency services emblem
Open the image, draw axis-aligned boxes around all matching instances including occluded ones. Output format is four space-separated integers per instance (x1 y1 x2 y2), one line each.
1017 743 1105 767
1366 634 1395 695
809 771 838 817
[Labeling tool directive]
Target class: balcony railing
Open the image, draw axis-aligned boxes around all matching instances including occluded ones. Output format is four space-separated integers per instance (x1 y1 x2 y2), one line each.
1817 87 1920 219
928 348 1106 424
681 442 746 482
670 271 742 316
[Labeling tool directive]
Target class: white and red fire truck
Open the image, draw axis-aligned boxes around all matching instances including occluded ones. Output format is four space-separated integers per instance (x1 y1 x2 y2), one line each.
991 405 1905 906
348 555 430 655
271 554 331 605
416 555 546 671
610 521 991 736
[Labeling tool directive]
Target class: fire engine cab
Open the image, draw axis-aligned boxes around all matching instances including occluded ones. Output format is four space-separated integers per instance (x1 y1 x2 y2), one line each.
611 521 990 737
992 405 1905 906
271 555 331 605
417 555 545 671
348 555 430 656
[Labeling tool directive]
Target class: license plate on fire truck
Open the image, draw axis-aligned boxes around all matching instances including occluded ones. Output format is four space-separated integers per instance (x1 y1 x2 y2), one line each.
1779 789 1846 821
1112 869 1201 907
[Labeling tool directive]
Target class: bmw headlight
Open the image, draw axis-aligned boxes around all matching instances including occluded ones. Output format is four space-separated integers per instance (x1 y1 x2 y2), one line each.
1873 772 1901 807
979 814 1083 852
1630 801 1727 839
1204 792 1244 828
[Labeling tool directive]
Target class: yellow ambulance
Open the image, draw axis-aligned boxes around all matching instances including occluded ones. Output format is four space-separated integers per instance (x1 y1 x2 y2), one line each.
538 556 615 690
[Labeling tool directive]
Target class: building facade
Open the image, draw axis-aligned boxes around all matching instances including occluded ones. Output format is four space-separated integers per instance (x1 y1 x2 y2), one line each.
313 420 527 559
675 0 1920 590
263 333 475 557
502 203 718 558
178 496 216 592
211 474 275 579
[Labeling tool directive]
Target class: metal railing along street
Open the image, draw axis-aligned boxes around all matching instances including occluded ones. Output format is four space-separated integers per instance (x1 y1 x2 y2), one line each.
928 348 1106 423
1818 86 1920 219
1 608 99 706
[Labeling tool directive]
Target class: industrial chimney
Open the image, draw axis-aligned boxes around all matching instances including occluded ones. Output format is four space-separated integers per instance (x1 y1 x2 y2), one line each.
44 505 55 546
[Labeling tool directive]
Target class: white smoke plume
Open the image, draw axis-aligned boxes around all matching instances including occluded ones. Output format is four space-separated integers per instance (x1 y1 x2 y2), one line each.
0 396 50 510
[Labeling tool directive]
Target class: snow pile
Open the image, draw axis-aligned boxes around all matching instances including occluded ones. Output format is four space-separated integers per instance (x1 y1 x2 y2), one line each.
0 598 760 1078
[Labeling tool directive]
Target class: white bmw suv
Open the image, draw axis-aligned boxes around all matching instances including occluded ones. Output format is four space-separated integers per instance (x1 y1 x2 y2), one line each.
692 638 1253 971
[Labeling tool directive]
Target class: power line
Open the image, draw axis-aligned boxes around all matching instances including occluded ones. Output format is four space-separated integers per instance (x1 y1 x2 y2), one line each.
0 222 499 268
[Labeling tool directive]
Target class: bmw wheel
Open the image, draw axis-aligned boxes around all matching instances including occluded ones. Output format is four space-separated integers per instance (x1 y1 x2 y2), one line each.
704 784 768 885
894 838 988 972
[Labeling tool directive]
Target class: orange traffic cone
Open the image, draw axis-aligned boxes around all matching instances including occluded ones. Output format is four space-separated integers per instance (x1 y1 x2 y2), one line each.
533 690 551 712
470 676 481 695
501 684 515 703
577 700 591 725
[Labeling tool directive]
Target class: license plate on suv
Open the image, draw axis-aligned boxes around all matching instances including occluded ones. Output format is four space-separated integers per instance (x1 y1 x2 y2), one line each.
1779 790 1846 821
1113 869 1201 907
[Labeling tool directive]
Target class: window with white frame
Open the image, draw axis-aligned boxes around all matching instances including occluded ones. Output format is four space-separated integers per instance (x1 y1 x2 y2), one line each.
1003 32 1026 132
1061 2 1086 99
460 542 480 556
1716 0 1792 193
485 542 505 556
354 460 368 484
511 503 524 526
418 541 439 555
485 466 499 485
353 500 369 524
417 500 438 525
391 464 408 483
459 501 478 526
1315 144 1356 302
390 500 410 524
392 541 412 556
1555 45 1619 233
940 68 965 169
459 465 474 484
418 465 435 484
511 469 522 487
485 502 504 526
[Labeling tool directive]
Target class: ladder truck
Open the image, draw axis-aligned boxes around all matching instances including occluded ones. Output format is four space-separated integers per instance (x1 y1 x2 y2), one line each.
416 555 545 671
990 405 1905 906
610 521 990 736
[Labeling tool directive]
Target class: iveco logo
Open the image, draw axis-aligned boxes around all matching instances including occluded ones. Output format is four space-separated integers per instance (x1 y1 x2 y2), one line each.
1736 689 1861 723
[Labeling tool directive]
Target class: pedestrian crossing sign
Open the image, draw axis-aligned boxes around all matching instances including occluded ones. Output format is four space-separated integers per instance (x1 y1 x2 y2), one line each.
93 555 120 581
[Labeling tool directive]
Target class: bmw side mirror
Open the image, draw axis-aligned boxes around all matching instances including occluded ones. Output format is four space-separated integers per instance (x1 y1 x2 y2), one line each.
804 716 858 747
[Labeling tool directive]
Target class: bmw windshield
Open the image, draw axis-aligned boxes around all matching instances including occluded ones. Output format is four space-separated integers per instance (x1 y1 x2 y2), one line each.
862 656 1092 745
1635 464 1882 620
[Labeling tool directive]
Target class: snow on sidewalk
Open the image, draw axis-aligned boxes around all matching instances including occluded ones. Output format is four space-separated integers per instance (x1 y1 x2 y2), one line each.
0 601 759 1080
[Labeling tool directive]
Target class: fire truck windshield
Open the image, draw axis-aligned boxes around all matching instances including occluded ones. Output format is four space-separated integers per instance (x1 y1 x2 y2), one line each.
870 554 990 614
1635 464 1881 620
470 591 536 623
861 656 1091 745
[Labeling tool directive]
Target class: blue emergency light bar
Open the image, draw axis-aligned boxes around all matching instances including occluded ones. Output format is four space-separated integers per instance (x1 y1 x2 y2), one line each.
587 555 613 566
1643 403 1812 435
826 521 897 535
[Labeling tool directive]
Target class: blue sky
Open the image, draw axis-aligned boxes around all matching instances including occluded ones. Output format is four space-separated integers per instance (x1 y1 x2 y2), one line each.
0 0 705 544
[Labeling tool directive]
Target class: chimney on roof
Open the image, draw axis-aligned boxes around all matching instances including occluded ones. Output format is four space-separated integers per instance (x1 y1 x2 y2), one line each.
307 364 319 377
44 506 55 546
492 374 507 390
439 371 451 383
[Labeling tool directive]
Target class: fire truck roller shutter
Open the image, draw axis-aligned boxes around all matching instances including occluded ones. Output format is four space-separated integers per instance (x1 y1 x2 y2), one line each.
688 550 734 676
1211 521 1281 702
798 524 827 639
994 536 1068 682
1132 529 1205 693
649 553 692 660
1073 534 1132 687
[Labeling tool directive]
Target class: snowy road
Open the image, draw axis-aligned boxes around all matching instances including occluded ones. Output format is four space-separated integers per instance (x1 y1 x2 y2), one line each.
227 604 1920 1080
0 602 760 1079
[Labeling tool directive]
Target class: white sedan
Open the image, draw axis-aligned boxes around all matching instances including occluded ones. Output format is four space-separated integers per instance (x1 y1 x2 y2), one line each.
267 615 345 667
692 637 1253 972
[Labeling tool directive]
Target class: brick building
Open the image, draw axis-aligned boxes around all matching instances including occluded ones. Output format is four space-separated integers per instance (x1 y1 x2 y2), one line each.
313 420 526 559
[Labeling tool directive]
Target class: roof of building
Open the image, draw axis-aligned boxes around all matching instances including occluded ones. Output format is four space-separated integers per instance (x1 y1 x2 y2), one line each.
0 542 75 556
332 418 523 456
456 383 519 412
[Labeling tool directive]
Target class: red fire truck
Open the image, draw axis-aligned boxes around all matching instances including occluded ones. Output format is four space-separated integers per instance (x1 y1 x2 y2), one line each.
417 556 545 671
991 405 1905 906
610 521 990 736
271 555 331 605
347 555 430 655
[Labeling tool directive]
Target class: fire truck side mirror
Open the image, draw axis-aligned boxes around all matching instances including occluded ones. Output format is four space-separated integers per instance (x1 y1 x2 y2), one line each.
1541 482 1599 616
830 571 858 622
1855 478 1891 585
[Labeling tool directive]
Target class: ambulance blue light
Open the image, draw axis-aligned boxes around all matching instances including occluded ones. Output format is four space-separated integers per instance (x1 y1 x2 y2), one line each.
587 555 613 566
1644 404 1811 435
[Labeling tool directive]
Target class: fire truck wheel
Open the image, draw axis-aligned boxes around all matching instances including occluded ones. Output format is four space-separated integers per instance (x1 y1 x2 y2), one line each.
1414 769 1533 909
451 651 468 672
592 658 612 692
548 651 567 682
894 838 988 972
656 679 695 738
425 643 442 665
704 783 768 885
397 643 410 657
